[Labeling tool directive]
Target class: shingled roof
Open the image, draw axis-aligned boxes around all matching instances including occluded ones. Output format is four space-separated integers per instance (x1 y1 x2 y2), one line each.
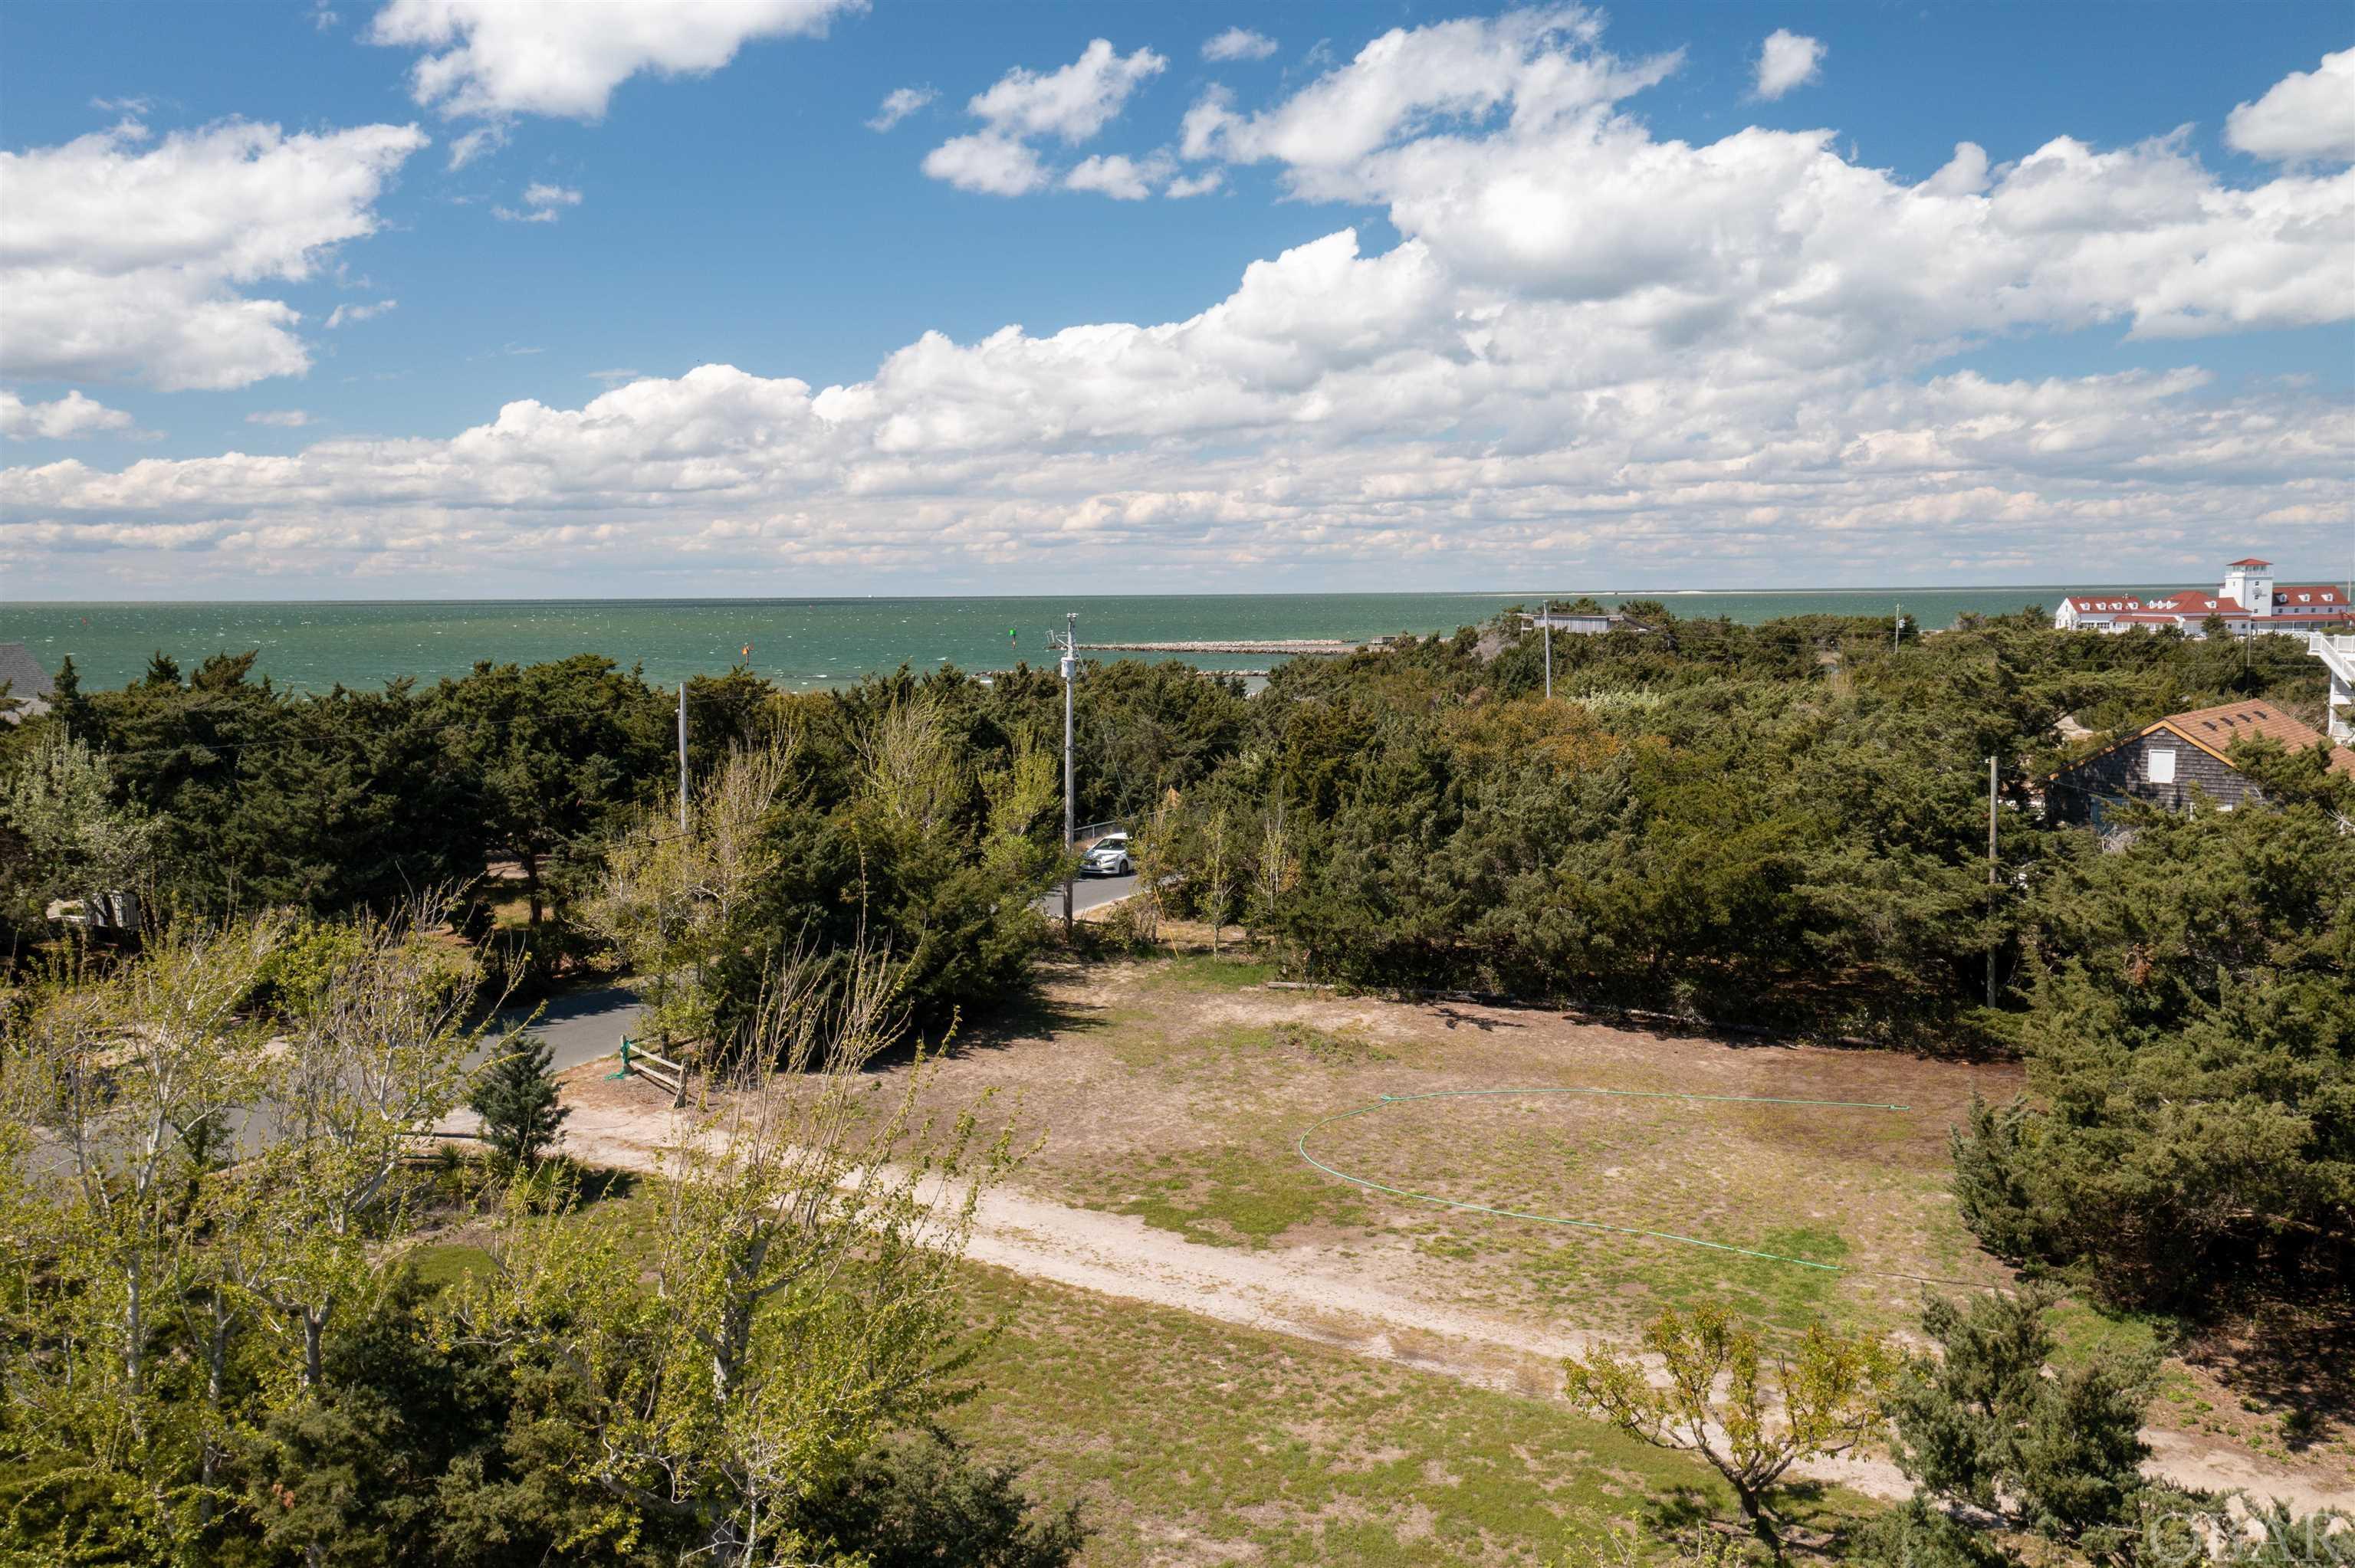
2143 700 2355 778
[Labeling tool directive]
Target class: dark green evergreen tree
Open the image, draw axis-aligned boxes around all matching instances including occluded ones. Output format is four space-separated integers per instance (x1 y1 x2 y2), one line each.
1890 1288 2164 1566
468 1033 568 1167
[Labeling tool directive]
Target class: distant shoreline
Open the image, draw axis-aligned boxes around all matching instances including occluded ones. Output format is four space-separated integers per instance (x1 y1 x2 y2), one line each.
6 582 2208 609
0 586 2189 695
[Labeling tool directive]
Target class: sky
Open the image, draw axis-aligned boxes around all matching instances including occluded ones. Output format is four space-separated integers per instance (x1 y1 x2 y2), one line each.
1 0 2350 600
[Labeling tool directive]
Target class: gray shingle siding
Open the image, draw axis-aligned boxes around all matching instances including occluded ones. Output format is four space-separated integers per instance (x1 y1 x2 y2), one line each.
2048 731 2256 827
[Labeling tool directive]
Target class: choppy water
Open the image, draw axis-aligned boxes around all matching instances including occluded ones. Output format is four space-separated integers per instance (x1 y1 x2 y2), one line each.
2 588 2112 694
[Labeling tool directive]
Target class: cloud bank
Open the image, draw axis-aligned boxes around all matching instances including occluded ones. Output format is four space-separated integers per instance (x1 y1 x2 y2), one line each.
6 12 2352 594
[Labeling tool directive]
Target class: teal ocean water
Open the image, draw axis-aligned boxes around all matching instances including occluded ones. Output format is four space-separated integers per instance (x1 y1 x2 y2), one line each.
3 589 2110 694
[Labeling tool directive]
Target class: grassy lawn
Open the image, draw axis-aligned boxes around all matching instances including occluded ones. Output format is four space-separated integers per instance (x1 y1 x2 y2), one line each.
403 1206 1881 1565
948 955 2012 1342
944 1261 1874 1566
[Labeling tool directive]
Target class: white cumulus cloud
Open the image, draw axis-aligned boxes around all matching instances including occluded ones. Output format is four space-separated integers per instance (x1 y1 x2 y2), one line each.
965 38 1166 143
1 390 138 441
0 118 427 391
368 0 860 120
868 85 935 132
493 182 583 222
1065 152 1175 200
1202 28 1277 63
2225 48 2355 165
325 298 399 327
921 133 1049 196
1181 8 1675 173
246 409 312 427
1752 28 1824 100
924 39 1170 197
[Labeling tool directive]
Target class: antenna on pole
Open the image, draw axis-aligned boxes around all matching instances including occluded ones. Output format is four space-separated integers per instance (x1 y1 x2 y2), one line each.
1056 613 1078 937
1985 755 1999 1008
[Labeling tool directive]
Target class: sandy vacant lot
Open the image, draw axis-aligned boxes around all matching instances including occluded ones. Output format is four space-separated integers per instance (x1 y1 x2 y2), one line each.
555 951 2354 1514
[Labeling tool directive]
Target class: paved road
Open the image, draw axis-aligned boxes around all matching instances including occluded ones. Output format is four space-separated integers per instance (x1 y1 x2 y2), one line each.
482 984 646 1074
1039 872 1138 917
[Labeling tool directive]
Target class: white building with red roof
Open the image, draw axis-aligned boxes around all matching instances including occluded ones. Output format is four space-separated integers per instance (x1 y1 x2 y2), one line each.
2053 556 2354 636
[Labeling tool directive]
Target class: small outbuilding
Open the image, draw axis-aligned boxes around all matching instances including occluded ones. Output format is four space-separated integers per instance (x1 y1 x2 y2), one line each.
2045 700 2355 828
0 643 55 724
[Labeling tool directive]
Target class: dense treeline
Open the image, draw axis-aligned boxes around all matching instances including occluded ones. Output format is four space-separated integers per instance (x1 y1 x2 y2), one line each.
1121 606 2350 1310
2 653 1232 1024
4 608 2347 1315
1149 604 2337 1039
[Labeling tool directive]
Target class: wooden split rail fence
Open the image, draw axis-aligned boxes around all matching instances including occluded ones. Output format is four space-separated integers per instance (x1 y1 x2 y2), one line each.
609 1036 691 1107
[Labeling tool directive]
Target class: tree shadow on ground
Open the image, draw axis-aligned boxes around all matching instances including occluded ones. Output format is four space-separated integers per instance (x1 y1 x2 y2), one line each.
2179 1288 2355 1453
1641 1487 1722 1537
914 958 1111 1065
1430 1004 1526 1032
562 1160 639 1209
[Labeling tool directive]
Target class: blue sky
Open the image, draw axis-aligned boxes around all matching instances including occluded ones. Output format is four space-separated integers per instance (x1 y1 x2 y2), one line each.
2 1 2350 597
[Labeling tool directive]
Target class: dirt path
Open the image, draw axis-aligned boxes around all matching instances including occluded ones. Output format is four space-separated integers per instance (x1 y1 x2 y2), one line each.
560 1073 2355 1512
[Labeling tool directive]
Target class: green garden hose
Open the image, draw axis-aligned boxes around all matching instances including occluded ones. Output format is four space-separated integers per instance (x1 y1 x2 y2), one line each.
1296 1086 1987 1288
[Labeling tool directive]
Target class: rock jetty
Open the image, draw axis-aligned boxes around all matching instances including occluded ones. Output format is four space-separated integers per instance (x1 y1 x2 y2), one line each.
1076 639 1359 655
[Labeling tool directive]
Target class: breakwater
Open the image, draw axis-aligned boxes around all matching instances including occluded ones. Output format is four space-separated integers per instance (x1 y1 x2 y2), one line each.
1076 639 1359 655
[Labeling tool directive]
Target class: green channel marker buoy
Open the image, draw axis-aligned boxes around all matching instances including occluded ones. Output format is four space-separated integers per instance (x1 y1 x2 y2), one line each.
1296 1085 1989 1289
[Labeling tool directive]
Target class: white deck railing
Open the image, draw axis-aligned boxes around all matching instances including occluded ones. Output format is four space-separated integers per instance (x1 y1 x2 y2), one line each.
2311 633 2354 745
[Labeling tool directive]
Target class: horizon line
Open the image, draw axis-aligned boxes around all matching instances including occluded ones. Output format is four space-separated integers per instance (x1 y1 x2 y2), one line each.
2 581 2275 609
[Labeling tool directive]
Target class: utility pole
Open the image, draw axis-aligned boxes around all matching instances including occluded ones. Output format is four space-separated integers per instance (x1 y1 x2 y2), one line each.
1894 602 1903 653
676 681 688 833
1542 599 1553 701
1985 754 1999 1007
1058 613 1078 937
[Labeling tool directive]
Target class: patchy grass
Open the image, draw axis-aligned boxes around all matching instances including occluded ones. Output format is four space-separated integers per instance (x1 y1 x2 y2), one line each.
1140 950 1283 992
947 1261 1874 1566
940 967 2008 1342
1092 1138 1372 1248
408 1240 494 1290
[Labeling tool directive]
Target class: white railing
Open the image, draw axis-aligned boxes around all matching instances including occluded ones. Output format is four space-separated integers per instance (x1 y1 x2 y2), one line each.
2311 633 2354 746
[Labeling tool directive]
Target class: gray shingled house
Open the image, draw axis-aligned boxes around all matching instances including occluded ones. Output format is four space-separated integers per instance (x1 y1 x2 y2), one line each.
2045 699 2355 828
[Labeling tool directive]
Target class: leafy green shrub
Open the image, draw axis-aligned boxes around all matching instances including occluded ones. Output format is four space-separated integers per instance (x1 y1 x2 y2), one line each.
795 1430 1086 1567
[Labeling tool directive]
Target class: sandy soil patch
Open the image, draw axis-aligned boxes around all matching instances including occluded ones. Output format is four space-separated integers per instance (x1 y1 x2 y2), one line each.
551 956 2355 1514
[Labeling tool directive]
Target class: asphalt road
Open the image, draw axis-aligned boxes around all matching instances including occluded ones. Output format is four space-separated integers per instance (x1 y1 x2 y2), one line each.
481 984 646 1074
1042 872 1138 917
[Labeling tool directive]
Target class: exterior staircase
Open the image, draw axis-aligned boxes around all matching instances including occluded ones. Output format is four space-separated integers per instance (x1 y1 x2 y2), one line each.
2311 632 2355 746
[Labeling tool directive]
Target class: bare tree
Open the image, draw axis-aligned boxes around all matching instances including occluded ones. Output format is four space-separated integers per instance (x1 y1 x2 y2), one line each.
445 938 1025 1564
858 694 962 839
1200 805 1234 954
0 916 281 1506
1251 795 1296 953
584 742 795 1050
0 733 157 940
235 901 492 1393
